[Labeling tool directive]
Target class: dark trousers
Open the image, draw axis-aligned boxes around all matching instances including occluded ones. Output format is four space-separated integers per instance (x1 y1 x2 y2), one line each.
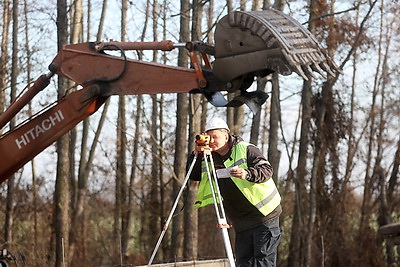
235 217 281 267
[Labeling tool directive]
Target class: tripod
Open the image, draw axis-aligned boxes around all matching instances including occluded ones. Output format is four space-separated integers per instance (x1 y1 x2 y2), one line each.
147 152 235 267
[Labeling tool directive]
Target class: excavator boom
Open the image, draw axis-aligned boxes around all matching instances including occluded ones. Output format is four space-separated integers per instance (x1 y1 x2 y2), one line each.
0 9 338 184
0 86 107 183
49 42 202 96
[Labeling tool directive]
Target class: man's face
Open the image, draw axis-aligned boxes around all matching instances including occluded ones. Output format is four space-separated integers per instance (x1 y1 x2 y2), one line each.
206 129 229 154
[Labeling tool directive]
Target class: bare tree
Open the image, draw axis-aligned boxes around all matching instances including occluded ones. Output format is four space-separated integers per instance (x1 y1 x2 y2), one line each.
288 1 327 265
0 0 11 119
3 0 19 250
183 0 205 261
249 0 270 146
67 0 84 262
96 0 108 42
23 0 39 264
125 94 142 257
122 0 151 261
170 0 190 261
68 0 112 264
370 2 399 265
54 0 70 265
226 2 246 135
359 0 384 238
267 0 285 182
302 0 325 264
70 0 83 44
113 0 129 264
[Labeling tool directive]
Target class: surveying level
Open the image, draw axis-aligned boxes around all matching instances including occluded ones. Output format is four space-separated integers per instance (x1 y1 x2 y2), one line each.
147 139 235 267
195 133 210 147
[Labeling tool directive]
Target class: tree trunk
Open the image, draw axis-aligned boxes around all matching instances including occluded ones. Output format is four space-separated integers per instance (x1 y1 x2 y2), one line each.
359 3 382 243
3 0 18 250
111 1 129 264
267 0 285 184
54 0 70 266
67 0 83 209
173 92 189 261
249 1 270 146
113 98 128 265
268 72 281 183
0 0 10 119
148 95 160 258
183 0 204 261
70 0 83 44
22 0 40 263
66 0 83 262
387 138 400 203
158 96 168 257
302 1 323 265
171 0 190 261
86 0 91 41
96 0 108 41
68 0 110 256
342 7 359 201
249 77 266 146
227 2 246 135
147 1 161 262
375 8 394 263
288 76 312 267
287 1 320 264
126 95 142 255
117 0 129 263
226 0 233 14
122 0 150 261
251 0 261 10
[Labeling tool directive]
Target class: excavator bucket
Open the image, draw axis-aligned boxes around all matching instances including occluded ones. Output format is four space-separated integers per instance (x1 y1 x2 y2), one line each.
213 9 339 83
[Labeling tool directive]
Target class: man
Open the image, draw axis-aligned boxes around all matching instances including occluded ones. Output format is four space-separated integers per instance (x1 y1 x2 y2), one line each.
188 117 282 267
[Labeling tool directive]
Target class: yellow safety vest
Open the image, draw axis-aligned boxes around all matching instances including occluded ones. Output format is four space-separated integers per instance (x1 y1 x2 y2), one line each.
194 141 281 216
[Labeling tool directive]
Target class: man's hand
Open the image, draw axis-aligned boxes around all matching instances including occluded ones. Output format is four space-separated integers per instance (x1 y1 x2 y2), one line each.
230 166 248 180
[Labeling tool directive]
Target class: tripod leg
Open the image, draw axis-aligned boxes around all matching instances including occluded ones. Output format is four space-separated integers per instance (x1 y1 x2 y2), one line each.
203 154 236 267
147 155 198 266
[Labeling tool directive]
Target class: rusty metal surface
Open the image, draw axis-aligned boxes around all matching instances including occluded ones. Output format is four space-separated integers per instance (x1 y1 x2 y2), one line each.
93 40 175 52
213 9 338 82
0 86 106 184
0 74 50 130
50 43 201 96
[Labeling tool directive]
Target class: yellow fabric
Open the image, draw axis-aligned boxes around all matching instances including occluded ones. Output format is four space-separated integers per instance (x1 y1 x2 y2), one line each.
194 142 281 216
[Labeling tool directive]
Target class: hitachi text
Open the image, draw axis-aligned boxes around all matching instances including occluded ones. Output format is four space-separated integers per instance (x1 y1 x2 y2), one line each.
15 110 65 149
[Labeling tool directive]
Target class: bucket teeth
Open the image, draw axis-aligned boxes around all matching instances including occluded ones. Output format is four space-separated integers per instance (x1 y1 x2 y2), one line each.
295 66 309 81
311 63 327 79
302 65 317 80
320 61 337 77
213 9 339 82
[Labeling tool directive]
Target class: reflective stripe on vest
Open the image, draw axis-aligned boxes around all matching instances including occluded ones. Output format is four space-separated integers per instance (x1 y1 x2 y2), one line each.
194 141 281 216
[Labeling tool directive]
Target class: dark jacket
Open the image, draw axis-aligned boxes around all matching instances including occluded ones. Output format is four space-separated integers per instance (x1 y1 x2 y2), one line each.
188 135 281 232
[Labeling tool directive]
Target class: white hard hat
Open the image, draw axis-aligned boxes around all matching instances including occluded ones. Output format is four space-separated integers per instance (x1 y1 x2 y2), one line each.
205 117 230 132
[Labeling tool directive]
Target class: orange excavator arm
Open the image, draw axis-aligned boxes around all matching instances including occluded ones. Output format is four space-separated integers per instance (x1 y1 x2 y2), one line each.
0 9 338 184
0 41 217 184
0 84 108 182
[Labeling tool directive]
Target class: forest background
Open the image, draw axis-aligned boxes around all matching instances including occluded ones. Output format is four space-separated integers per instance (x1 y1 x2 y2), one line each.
0 0 399 266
